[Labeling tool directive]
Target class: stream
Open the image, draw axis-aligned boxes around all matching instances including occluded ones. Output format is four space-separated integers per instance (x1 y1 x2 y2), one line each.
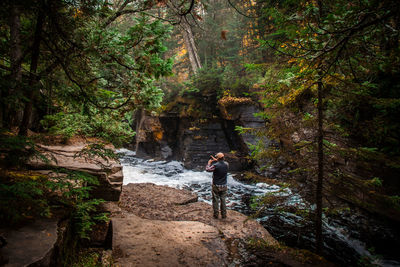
118 148 400 266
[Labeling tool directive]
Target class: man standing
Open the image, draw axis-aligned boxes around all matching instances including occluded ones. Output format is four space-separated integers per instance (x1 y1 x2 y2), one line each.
206 152 229 219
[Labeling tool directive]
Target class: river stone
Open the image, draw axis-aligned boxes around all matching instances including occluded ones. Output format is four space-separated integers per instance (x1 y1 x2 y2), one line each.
160 143 173 159
27 143 123 201
0 219 58 267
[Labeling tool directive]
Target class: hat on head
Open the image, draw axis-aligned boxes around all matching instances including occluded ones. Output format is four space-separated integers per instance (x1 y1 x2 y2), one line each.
216 152 224 160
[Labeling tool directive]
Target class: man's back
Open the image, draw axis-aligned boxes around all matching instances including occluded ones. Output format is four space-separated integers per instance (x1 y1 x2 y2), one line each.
212 160 229 185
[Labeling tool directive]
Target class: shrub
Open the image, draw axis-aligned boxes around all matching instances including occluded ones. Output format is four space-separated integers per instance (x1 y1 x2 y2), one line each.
41 110 135 147
0 133 108 238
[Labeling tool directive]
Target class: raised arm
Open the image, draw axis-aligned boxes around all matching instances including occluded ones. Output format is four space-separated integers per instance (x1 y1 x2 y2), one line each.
206 157 216 172
206 163 215 172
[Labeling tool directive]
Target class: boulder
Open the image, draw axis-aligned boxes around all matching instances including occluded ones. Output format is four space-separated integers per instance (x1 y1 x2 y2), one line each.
28 142 123 201
0 218 62 266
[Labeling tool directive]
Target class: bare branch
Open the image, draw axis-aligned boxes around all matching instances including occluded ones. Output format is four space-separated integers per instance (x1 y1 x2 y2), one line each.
178 0 195 16
227 0 259 19
103 0 151 27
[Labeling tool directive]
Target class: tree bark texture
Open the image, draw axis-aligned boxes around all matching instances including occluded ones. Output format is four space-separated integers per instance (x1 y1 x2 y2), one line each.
19 6 44 136
6 3 23 128
315 79 324 254
180 19 201 74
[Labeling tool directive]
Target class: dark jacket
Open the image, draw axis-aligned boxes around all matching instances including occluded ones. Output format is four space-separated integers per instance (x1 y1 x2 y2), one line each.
206 160 229 185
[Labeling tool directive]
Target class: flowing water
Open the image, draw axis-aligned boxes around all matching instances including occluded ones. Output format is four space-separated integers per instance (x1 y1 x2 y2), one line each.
118 149 302 212
117 148 400 266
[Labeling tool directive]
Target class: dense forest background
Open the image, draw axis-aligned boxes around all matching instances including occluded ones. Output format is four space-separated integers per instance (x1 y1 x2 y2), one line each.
1 0 400 265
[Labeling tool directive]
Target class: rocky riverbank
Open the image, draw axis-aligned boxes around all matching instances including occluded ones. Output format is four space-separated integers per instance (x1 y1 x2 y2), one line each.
106 183 332 267
1 139 332 266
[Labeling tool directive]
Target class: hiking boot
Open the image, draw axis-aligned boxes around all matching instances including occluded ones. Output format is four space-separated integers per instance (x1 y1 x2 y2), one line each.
213 214 219 219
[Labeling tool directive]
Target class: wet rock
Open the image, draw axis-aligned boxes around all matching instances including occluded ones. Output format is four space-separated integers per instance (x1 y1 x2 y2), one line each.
161 143 173 159
161 161 184 177
264 167 281 178
259 211 384 266
327 209 400 262
181 121 231 169
224 153 253 172
220 103 267 149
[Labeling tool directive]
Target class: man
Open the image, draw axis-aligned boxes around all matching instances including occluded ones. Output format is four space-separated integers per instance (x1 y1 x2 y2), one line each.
206 152 229 219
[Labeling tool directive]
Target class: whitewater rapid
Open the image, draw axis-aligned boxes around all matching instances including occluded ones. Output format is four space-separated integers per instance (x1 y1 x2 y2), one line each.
117 148 398 266
117 148 293 211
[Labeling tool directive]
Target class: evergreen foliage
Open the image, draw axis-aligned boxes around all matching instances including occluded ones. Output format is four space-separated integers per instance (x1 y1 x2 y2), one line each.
0 0 173 244
0 148 107 239
244 0 400 254
156 0 400 257
0 0 173 140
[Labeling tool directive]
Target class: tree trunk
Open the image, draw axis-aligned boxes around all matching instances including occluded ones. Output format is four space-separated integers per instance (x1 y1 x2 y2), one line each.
19 6 44 136
180 19 201 74
315 78 324 254
6 3 23 128
46 81 52 116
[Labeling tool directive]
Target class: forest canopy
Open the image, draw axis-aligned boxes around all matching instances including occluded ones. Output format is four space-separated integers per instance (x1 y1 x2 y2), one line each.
0 0 173 144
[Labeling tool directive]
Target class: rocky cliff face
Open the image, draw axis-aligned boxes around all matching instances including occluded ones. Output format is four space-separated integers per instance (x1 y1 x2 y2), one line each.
219 101 267 152
134 102 266 171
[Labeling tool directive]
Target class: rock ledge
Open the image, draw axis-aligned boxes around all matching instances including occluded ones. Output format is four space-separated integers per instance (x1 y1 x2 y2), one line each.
108 183 277 266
